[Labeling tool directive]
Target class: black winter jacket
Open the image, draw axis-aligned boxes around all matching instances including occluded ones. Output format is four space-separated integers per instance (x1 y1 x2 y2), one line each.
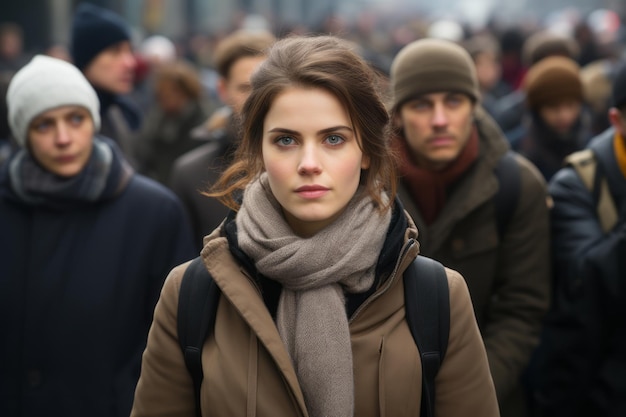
531 128 626 417
0 142 196 417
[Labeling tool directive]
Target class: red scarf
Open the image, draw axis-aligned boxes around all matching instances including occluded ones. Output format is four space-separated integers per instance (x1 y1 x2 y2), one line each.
393 127 480 224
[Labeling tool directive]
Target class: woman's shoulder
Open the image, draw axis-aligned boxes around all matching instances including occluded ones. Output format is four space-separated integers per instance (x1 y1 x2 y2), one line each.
443 267 474 308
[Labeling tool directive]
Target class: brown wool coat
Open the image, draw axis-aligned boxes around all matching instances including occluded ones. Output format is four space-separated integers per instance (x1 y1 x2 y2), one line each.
131 216 500 417
398 108 551 417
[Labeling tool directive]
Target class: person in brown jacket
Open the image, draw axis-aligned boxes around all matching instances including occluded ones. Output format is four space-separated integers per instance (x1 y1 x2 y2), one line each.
169 29 276 251
131 35 499 417
389 38 551 417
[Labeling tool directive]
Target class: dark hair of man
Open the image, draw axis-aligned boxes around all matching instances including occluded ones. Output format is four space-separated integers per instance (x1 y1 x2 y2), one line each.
213 30 277 80
154 60 203 100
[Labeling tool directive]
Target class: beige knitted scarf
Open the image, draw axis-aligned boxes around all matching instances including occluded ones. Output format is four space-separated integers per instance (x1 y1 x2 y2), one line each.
236 173 391 417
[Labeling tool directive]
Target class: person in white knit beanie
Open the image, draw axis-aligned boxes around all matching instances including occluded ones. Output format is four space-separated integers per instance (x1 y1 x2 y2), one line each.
0 54 196 417
7 54 100 148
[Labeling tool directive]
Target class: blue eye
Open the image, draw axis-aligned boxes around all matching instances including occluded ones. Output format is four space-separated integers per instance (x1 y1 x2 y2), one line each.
69 113 86 125
32 120 53 133
445 95 464 107
407 100 430 111
326 135 345 145
276 136 295 146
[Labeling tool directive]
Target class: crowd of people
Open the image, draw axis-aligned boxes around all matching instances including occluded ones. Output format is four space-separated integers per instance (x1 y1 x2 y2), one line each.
1 3 626 417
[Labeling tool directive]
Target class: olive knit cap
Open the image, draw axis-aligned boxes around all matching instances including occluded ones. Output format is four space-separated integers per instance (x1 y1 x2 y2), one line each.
523 56 583 110
390 38 480 111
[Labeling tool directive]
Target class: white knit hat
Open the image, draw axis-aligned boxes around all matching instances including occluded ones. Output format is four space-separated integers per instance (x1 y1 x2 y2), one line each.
6 55 101 146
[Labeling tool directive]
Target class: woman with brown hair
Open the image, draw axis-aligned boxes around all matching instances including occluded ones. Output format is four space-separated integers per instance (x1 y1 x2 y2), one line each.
130 35 498 417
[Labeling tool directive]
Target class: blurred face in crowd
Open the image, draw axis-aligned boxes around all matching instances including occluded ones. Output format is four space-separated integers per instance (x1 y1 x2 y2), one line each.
262 87 369 237
84 40 136 94
28 106 94 177
0 29 22 59
474 51 501 92
539 99 582 135
396 92 474 171
156 79 188 115
218 55 265 116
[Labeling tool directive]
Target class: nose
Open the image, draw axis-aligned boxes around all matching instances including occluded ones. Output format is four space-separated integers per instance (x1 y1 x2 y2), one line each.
297 143 322 175
123 51 137 71
54 123 71 146
431 102 448 128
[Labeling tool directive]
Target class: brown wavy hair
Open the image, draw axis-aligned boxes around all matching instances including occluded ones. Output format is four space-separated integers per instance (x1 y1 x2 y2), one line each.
207 35 396 212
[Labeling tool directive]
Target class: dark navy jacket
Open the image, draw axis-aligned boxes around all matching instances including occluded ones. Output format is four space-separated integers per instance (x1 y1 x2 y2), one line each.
531 128 626 417
0 152 196 417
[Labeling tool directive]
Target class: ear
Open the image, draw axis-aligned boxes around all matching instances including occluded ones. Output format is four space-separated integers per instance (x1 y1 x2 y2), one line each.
217 77 228 104
361 153 370 170
392 111 404 130
608 107 624 134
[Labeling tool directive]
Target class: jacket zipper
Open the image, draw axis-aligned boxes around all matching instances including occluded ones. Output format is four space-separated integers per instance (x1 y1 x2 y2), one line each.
348 239 417 323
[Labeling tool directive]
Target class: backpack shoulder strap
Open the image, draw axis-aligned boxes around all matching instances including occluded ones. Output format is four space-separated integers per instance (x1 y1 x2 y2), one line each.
177 256 221 417
404 255 450 417
493 150 522 239
565 149 618 233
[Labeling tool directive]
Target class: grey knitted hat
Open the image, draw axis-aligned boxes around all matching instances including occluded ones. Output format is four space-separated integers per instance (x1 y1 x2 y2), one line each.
390 38 480 111
6 55 101 146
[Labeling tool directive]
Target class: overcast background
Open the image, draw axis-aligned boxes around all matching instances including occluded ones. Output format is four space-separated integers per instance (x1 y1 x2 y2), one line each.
1 0 624 58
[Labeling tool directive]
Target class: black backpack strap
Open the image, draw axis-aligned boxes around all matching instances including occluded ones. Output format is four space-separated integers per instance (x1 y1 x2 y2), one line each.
404 255 450 417
493 150 522 239
177 256 221 417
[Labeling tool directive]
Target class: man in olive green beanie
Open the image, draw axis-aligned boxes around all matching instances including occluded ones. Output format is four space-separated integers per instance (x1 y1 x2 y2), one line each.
390 37 551 417
390 38 480 110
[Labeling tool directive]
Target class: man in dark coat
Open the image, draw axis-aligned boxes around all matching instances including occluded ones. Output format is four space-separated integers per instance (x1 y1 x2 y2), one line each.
169 30 276 250
70 3 142 166
0 55 196 417
389 38 551 417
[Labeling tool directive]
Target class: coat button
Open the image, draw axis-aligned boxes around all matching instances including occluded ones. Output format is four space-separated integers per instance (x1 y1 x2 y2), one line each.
27 370 43 388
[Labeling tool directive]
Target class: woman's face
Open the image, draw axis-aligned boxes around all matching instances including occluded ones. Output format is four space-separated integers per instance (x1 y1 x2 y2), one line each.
262 86 370 237
539 99 582 136
28 105 94 177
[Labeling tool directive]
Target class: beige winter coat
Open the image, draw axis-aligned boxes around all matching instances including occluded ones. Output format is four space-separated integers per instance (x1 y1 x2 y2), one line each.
131 215 500 417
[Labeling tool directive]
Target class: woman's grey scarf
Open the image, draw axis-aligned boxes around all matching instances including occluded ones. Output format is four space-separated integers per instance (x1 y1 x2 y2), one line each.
236 173 391 417
8 137 133 208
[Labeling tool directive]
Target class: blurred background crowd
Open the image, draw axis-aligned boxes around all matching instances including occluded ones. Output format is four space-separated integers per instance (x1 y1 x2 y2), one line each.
1 1 626 416
0 1 625 173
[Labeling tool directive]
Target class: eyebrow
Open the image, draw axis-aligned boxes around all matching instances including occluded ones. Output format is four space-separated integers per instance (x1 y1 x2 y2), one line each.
412 92 464 102
267 125 354 135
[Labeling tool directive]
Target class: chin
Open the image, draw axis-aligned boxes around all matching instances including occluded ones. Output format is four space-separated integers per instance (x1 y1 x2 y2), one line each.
52 165 83 178
114 82 134 95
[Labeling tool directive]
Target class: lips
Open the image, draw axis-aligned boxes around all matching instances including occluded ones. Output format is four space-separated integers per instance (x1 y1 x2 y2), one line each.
428 136 455 147
295 185 329 199
55 155 76 163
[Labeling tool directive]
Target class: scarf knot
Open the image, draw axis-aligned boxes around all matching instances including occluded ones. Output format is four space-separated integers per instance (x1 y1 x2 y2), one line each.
7 136 133 209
